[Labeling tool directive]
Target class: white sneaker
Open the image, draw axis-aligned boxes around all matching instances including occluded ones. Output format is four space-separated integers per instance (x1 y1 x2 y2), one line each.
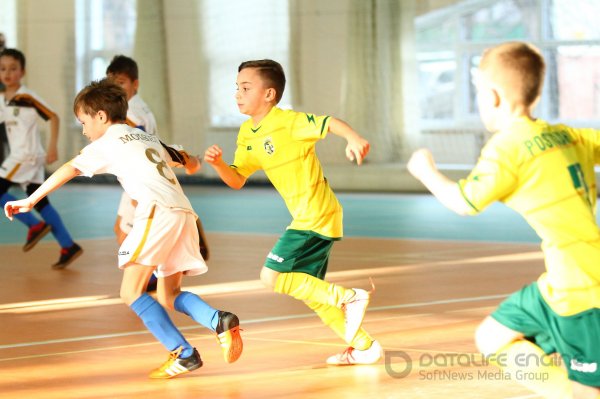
326 340 382 365
343 288 370 342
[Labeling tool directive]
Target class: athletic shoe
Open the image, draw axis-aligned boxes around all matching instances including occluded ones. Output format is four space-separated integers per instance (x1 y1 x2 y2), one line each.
326 340 383 366
215 311 243 363
149 347 203 379
342 288 370 342
52 243 83 269
23 222 51 252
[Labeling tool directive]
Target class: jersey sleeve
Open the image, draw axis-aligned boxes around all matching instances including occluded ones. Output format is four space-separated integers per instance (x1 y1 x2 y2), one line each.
9 93 55 121
458 136 518 214
70 142 110 177
290 112 331 142
576 127 600 164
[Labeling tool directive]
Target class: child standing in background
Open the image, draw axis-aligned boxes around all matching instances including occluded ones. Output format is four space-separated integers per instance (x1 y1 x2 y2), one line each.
106 55 209 263
0 48 81 269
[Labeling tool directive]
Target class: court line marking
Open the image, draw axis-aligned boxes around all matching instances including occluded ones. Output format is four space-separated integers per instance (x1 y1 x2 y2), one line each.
0 292 508 353
0 249 535 314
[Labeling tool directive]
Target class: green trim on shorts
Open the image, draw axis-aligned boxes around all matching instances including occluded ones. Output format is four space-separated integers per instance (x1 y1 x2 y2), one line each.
492 282 600 386
264 229 335 279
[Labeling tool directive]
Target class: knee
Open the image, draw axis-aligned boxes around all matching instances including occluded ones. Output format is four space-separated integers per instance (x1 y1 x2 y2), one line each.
260 267 279 289
475 319 502 356
120 286 140 307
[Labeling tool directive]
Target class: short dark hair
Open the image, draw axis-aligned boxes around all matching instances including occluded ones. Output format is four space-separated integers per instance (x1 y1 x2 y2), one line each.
106 55 138 81
0 48 26 69
73 78 128 122
238 59 286 103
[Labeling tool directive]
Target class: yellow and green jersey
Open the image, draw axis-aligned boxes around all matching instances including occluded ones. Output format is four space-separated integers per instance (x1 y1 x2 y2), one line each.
231 106 342 239
459 117 600 316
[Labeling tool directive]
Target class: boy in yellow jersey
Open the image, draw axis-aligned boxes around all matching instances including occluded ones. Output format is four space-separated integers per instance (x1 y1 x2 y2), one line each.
204 59 382 365
408 41 600 398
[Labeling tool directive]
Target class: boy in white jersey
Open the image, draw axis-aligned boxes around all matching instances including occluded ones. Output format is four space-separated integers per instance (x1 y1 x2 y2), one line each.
205 59 381 365
106 55 209 265
408 42 600 398
4 79 242 379
0 48 81 268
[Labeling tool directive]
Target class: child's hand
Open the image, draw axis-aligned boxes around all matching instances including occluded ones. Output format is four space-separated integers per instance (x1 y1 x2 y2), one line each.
204 145 223 165
345 137 370 165
407 149 436 181
185 155 202 175
4 199 34 221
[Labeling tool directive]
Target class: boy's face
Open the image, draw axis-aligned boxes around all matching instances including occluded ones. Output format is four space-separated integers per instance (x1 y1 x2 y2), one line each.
108 73 138 100
235 67 275 117
76 109 109 142
0 55 24 89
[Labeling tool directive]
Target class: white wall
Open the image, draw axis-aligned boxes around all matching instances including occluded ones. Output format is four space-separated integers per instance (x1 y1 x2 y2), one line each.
5 0 436 192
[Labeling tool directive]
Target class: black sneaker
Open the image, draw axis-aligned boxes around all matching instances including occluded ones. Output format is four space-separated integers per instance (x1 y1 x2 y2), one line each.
52 243 83 269
215 311 243 363
23 222 52 252
149 347 203 379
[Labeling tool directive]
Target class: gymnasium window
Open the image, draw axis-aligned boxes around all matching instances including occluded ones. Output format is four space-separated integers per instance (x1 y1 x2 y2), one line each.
75 0 137 92
0 0 17 47
415 0 600 163
201 0 292 127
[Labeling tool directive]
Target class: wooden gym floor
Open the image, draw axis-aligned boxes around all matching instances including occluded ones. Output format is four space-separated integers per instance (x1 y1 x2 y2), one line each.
0 184 549 399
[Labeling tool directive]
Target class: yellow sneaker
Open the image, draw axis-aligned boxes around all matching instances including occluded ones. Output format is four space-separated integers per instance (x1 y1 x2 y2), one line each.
215 311 243 363
149 347 203 379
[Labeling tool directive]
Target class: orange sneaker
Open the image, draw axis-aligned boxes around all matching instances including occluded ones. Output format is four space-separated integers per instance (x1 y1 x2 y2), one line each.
215 311 243 363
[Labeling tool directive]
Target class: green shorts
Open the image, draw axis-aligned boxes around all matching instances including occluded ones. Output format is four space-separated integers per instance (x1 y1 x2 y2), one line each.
492 282 600 386
264 229 336 280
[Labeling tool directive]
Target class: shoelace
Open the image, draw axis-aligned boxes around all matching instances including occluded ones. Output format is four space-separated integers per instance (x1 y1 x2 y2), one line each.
338 347 355 363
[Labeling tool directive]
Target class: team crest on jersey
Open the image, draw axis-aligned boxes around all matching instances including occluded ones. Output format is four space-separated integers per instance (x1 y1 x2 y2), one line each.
263 137 275 155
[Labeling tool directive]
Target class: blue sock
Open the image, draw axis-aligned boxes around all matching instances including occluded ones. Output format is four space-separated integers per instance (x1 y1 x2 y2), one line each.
130 293 194 358
0 193 40 227
39 204 74 248
174 291 220 331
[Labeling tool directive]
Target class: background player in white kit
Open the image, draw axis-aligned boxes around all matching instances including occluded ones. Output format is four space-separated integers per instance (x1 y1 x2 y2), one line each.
106 55 209 266
0 48 81 268
4 79 242 379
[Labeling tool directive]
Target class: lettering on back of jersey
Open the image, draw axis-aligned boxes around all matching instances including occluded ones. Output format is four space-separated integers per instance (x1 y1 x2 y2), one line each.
118 132 160 145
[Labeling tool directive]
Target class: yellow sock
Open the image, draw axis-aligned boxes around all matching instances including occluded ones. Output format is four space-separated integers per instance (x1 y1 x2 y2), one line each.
491 340 571 399
274 272 355 308
305 300 373 350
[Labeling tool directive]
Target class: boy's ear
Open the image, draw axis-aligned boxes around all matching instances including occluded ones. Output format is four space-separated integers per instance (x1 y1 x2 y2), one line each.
491 87 501 108
133 79 139 92
97 110 109 122
265 88 276 102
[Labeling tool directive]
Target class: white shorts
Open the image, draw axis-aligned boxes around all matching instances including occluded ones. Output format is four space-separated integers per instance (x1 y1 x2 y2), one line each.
118 203 208 277
117 192 136 234
0 156 45 186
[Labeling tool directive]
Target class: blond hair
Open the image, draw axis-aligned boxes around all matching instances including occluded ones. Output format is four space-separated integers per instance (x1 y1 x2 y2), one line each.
480 41 545 107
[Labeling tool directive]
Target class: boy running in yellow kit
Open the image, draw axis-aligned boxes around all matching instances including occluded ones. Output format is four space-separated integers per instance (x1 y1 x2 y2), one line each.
409 42 600 399
205 59 381 365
